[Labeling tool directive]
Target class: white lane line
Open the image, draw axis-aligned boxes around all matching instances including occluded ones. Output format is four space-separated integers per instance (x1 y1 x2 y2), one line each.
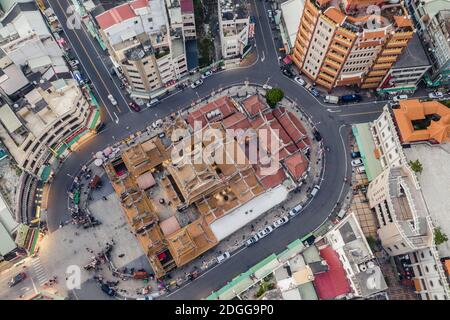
48 0 115 122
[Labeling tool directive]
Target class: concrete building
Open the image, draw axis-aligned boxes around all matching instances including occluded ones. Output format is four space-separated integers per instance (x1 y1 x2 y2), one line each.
292 0 415 91
280 0 305 53
0 192 18 263
405 0 450 87
367 164 449 299
180 0 196 40
377 33 431 94
218 0 251 59
0 78 93 177
96 0 188 98
0 1 67 75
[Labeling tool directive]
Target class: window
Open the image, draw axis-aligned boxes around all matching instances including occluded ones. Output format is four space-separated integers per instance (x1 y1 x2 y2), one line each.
394 245 399 250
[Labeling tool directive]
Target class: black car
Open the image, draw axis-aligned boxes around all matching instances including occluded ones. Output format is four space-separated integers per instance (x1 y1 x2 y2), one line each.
101 283 116 297
8 273 27 287
96 122 106 133
313 129 322 141
351 151 361 159
281 68 294 78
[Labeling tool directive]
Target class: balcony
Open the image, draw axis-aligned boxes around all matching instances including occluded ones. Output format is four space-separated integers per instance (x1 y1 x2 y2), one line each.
327 52 345 63
316 78 333 89
318 72 335 83
373 63 393 70
392 31 414 41
322 65 338 76
362 82 379 89
324 58 341 70
364 76 384 83
334 35 352 47
382 48 403 56
386 40 408 48
368 70 388 77
330 45 347 57
377 56 398 64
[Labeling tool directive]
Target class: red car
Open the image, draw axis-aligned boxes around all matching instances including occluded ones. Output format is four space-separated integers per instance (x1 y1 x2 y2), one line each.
128 102 141 112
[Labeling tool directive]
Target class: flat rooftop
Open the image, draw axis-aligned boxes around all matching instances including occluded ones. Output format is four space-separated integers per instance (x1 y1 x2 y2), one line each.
404 142 450 257
219 0 249 20
394 33 430 69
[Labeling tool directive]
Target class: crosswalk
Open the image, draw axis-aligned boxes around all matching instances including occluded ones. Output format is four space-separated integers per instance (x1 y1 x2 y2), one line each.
30 258 50 287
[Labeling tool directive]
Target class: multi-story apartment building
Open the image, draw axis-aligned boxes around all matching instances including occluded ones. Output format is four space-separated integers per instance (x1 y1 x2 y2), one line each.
180 0 196 40
292 0 415 91
96 0 188 97
218 0 250 59
0 1 67 76
0 75 92 177
405 0 450 87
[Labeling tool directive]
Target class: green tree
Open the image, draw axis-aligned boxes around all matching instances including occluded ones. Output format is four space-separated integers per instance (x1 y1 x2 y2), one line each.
409 159 423 174
434 227 448 245
266 88 284 108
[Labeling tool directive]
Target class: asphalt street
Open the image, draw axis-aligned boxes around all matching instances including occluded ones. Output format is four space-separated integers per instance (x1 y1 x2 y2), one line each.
43 0 405 299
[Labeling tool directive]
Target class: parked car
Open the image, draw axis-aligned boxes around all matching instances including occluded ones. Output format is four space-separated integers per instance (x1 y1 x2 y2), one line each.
245 234 259 247
128 101 141 112
289 204 303 218
201 71 212 79
339 94 362 103
351 158 364 167
324 95 339 104
262 84 273 90
428 91 444 99
95 122 106 133
216 251 231 264
310 87 320 97
108 94 117 106
351 151 361 159
312 129 322 141
356 166 366 174
146 98 159 108
273 216 289 228
101 283 116 296
69 59 79 68
257 226 273 239
190 79 204 89
310 185 320 198
392 94 408 102
73 70 86 85
8 273 26 287
281 67 294 78
294 76 305 86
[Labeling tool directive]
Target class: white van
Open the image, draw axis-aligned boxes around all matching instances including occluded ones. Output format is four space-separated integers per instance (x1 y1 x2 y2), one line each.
310 185 320 198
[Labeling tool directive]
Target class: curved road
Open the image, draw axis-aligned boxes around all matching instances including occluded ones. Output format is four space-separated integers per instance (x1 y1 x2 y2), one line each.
47 0 386 299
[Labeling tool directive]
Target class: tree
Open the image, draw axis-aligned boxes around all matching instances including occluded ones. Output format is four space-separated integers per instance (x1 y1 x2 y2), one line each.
266 88 284 108
409 159 423 174
434 227 448 245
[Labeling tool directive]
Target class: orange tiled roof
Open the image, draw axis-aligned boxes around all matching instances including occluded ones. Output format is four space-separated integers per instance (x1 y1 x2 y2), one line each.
284 153 309 180
394 16 413 28
393 99 450 144
324 7 346 25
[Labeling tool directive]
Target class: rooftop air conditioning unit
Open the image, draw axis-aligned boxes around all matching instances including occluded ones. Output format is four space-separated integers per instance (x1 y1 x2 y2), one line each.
359 263 367 272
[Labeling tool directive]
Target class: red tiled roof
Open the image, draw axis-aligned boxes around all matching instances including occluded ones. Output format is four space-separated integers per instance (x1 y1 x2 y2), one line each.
284 153 308 180
242 95 268 117
187 96 236 128
255 166 286 190
313 246 351 300
130 0 149 10
96 3 137 30
180 0 194 13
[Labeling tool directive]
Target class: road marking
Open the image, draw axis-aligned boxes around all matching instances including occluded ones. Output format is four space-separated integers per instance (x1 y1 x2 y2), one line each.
339 110 382 117
49 0 119 119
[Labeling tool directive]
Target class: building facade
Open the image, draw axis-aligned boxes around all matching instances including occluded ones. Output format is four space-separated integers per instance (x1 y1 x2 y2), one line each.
0 78 92 177
405 0 450 87
218 0 250 59
96 0 188 97
292 0 415 91
367 164 449 299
